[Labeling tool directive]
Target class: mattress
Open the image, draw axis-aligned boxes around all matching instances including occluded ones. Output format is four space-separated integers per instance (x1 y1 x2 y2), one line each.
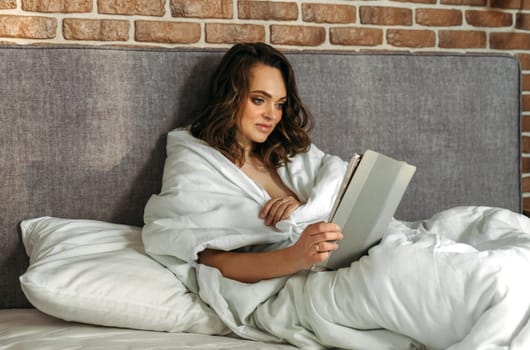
0 309 297 349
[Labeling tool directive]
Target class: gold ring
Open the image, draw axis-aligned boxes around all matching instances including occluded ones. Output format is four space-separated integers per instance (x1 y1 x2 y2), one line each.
315 243 320 253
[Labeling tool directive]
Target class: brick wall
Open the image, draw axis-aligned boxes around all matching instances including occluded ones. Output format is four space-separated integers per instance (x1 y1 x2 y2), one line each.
1 0 530 212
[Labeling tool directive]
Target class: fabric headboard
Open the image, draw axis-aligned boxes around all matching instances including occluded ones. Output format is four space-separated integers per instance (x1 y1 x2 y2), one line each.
0 46 521 308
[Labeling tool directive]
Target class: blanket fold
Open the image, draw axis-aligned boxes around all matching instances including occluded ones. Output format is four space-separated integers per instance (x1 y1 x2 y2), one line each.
143 129 530 350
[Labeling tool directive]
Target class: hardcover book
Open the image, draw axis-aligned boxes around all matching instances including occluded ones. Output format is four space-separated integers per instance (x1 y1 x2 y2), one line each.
317 150 416 270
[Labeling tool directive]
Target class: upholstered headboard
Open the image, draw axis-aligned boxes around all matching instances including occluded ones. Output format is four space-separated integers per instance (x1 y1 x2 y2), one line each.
0 46 521 308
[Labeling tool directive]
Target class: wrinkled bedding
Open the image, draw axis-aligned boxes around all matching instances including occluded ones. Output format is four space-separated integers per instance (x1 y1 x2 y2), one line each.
0 309 296 350
142 129 530 349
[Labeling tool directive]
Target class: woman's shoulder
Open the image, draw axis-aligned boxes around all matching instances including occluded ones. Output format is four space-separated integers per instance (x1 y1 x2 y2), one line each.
167 127 192 141
166 127 227 165
291 142 331 161
167 128 208 149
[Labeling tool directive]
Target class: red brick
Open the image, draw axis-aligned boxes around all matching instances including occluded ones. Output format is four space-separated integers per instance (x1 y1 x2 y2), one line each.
522 157 530 173
0 15 56 39
523 176 530 192
524 94 530 112
22 0 92 12
270 25 325 46
387 29 435 48
522 115 530 132
98 0 165 16
465 10 512 27
171 0 233 19
439 30 486 48
63 18 129 41
523 74 530 91
523 197 528 214
523 135 530 153
330 27 383 46
518 54 530 70
302 3 356 24
516 13 530 31
490 32 530 50
360 6 412 26
135 20 200 44
416 8 462 26
0 0 16 9
491 0 530 9
238 1 297 21
523 196 530 214
205 23 265 43
441 0 486 5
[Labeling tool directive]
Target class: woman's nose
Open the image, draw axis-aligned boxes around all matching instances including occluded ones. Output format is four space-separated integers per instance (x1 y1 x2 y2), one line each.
263 103 277 120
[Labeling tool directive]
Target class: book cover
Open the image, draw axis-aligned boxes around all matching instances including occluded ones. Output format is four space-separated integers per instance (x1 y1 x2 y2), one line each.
317 150 416 270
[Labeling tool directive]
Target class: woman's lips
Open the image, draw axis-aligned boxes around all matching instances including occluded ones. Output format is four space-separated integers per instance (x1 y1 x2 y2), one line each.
256 124 272 132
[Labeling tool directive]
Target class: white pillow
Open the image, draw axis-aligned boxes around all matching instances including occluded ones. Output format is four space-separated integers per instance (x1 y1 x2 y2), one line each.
19 216 228 334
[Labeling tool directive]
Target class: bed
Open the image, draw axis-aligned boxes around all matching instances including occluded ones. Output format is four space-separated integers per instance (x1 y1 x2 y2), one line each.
0 46 523 349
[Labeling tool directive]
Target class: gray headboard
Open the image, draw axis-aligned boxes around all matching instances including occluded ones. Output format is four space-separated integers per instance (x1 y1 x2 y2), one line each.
0 46 521 308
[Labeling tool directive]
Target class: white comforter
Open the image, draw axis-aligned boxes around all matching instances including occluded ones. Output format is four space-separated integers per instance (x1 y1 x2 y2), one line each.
142 129 530 350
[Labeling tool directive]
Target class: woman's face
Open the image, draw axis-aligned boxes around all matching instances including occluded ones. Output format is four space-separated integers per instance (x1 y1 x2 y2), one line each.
236 64 287 151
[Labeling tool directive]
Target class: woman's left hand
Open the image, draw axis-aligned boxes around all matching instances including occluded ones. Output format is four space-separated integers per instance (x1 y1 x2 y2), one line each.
260 196 301 226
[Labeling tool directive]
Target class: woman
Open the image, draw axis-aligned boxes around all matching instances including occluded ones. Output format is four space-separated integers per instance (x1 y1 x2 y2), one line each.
142 43 530 350
190 43 343 283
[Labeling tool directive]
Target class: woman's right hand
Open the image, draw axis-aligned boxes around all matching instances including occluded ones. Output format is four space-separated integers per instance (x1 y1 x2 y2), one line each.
198 222 343 283
289 222 343 270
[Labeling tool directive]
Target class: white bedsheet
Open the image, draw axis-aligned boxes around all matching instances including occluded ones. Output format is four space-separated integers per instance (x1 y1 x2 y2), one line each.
0 309 297 350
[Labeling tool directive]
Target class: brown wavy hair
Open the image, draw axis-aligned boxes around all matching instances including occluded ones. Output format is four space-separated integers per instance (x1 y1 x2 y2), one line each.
190 43 313 168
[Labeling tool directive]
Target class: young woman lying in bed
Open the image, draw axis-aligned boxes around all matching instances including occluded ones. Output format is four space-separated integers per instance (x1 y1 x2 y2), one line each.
142 43 530 350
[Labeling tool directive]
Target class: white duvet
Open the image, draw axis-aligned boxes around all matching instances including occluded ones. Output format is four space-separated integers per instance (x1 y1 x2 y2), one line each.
142 129 530 350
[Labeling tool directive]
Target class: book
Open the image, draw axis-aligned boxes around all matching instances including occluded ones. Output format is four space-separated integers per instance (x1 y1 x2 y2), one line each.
316 150 416 270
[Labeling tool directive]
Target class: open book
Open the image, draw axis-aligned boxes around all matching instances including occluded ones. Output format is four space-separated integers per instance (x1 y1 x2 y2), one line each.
316 150 416 270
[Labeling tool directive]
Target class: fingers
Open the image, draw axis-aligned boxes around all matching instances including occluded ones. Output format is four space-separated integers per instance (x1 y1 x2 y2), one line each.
301 238 339 268
291 221 344 269
304 222 343 240
310 223 343 259
312 240 340 254
308 239 340 268
260 196 301 226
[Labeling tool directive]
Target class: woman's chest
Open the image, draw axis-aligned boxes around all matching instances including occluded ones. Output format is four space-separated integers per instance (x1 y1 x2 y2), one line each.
242 166 297 200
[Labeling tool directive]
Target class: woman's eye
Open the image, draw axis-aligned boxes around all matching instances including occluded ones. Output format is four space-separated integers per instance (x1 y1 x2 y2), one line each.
275 103 285 110
251 97 264 105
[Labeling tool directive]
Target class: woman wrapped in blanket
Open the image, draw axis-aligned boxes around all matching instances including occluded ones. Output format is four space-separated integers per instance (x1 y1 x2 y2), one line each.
142 43 530 350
